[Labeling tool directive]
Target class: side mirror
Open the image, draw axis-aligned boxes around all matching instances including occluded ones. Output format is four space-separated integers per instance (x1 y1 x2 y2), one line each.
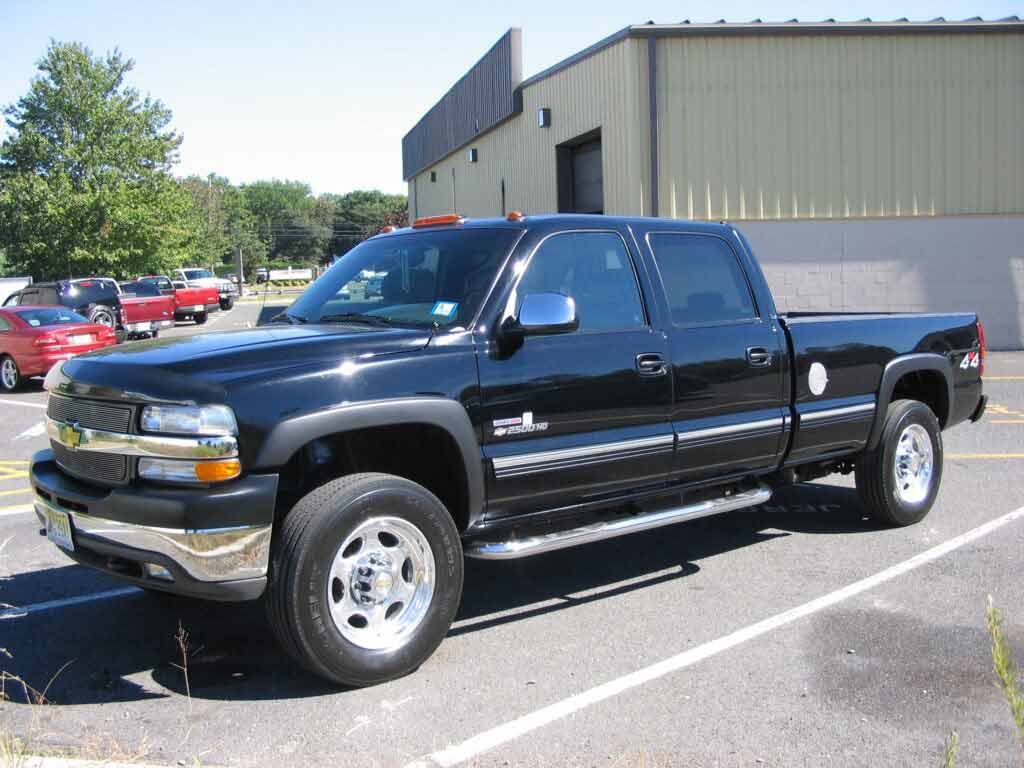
510 292 578 336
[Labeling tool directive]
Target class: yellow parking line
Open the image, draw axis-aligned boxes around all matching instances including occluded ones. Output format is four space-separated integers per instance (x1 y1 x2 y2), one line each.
0 469 28 480
0 460 29 465
985 376 1024 381
948 453 1024 459
0 487 31 497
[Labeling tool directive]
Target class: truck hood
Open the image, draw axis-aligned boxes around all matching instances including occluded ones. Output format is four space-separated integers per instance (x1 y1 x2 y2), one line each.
49 324 432 404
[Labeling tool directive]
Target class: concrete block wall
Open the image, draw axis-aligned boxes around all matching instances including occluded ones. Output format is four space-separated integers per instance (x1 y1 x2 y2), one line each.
737 216 1024 349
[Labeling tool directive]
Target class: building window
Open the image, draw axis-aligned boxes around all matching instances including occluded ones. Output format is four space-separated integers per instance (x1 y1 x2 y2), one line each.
430 171 437 183
538 108 551 128
468 148 478 163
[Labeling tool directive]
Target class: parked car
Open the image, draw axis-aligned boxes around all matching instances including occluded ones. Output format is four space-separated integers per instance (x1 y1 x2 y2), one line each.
0 306 116 391
2 279 126 341
32 213 986 687
174 267 238 310
117 282 176 339
255 267 269 284
138 275 220 325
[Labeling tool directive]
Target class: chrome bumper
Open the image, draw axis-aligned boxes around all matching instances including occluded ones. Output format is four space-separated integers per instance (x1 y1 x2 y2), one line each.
35 494 271 582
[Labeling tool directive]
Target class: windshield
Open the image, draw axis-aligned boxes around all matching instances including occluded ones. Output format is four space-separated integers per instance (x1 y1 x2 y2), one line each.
141 277 173 291
286 228 520 328
15 307 88 327
183 269 214 280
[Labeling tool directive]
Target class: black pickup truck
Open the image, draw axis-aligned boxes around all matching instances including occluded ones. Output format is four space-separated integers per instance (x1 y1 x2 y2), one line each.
31 213 987 686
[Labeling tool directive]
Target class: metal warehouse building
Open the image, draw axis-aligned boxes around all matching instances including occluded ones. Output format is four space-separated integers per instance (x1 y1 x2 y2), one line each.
402 19 1024 347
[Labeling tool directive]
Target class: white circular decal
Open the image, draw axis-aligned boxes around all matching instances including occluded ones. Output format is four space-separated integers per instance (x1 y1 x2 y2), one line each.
808 362 829 396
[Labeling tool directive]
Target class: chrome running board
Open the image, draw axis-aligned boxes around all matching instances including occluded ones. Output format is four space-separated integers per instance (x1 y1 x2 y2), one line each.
464 484 772 560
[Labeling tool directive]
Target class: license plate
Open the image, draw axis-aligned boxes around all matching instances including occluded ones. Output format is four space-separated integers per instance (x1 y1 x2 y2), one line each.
193 304 203 312
44 507 75 552
68 334 92 345
135 322 153 331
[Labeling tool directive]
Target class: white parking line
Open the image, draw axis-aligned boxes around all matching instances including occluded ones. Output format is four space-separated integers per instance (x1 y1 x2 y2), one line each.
0 503 34 517
0 397 47 409
415 504 1024 768
0 587 139 619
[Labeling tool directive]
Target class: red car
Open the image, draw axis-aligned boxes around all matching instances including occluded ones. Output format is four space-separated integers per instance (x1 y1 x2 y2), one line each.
0 305 118 391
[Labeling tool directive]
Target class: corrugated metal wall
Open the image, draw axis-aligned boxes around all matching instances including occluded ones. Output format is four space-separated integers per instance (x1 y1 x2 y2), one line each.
409 39 650 220
657 32 1024 220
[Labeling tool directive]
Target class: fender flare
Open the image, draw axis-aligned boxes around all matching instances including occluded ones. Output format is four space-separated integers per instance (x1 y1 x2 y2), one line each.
253 397 485 528
867 353 953 450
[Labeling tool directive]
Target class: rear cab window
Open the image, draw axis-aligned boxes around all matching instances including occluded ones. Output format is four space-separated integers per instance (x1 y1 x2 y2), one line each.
63 280 119 305
647 233 757 326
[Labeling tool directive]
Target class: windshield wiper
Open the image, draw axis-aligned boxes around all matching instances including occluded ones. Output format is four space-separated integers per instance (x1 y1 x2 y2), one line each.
270 312 307 324
317 312 394 327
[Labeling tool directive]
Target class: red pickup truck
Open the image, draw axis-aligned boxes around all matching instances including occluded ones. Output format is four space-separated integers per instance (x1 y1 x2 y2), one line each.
117 282 176 339
139 275 220 324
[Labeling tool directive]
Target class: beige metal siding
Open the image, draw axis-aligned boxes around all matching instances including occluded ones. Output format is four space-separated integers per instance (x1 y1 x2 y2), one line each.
657 33 1024 220
409 39 650 219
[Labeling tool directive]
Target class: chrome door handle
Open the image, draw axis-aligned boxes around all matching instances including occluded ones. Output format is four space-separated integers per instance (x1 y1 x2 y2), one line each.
746 347 772 367
636 353 668 376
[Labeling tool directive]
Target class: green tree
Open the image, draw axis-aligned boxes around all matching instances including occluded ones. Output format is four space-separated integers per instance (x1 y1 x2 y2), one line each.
183 173 266 270
242 179 331 264
326 189 408 259
0 41 198 279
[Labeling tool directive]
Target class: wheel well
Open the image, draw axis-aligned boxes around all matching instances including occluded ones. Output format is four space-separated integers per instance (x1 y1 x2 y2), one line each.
891 370 949 426
274 423 470 531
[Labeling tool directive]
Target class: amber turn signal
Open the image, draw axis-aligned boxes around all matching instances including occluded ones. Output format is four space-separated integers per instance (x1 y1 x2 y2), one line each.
506 210 526 221
193 459 242 483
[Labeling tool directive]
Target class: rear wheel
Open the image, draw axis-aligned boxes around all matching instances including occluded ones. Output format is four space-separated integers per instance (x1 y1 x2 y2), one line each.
89 306 116 328
220 296 235 311
1 356 21 392
856 399 943 526
194 312 207 325
266 473 463 687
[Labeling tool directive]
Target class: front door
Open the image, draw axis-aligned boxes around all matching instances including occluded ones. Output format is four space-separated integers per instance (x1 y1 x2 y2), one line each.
643 230 788 483
477 229 673 518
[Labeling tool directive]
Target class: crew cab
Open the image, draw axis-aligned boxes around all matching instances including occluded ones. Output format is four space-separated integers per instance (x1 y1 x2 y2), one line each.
3 279 126 342
139 275 220 325
173 267 238 310
117 282 175 339
31 213 986 687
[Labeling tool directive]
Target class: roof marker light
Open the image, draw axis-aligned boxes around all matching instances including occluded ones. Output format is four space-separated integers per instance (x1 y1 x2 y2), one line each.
506 211 526 222
413 214 465 228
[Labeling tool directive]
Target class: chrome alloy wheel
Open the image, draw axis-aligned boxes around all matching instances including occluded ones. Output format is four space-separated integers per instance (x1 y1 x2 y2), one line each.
893 423 934 505
327 516 436 651
1 358 17 390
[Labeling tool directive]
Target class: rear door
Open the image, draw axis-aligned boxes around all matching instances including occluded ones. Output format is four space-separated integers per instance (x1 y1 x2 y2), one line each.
642 230 788 483
476 228 673 518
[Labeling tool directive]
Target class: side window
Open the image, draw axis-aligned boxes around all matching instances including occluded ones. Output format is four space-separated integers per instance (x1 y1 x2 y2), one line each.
19 291 38 305
648 234 756 326
37 287 60 305
0 315 9 331
515 231 645 332
2 294 19 307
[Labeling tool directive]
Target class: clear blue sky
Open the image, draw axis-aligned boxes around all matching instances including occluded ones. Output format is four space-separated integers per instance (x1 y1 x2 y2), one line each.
2 0 1019 196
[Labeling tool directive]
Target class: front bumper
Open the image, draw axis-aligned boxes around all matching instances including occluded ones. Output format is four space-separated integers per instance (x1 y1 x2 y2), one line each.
31 450 278 601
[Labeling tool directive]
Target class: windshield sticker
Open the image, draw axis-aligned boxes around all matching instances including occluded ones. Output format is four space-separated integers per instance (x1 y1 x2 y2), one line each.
431 301 459 318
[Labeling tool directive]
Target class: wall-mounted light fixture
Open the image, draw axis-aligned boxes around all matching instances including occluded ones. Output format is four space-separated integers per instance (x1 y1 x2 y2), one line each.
468 148 479 163
538 107 552 128
430 171 437 182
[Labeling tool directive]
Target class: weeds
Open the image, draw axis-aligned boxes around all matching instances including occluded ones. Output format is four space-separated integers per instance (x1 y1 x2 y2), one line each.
172 620 193 714
987 597 1024 750
939 730 959 768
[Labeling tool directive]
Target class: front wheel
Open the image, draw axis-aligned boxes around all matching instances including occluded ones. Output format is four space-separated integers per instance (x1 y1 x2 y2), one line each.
220 296 234 311
1 355 21 392
265 473 463 687
855 399 943 527
194 312 207 325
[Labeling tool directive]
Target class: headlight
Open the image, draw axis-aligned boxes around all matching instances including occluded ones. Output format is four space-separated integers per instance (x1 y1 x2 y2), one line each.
140 404 237 436
139 458 242 483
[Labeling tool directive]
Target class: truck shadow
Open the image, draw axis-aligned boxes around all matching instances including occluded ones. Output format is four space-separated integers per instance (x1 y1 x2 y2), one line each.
2 483 873 705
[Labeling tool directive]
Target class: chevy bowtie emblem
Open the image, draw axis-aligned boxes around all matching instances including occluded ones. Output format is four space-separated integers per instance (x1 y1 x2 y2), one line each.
60 421 84 450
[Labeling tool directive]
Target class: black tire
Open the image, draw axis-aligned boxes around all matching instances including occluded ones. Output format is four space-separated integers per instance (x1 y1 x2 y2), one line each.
89 306 116 328
1 355 21 392
150 330 159 339
855 399 943 527
265 473 463 687
194 312 207 325
220 296 235 311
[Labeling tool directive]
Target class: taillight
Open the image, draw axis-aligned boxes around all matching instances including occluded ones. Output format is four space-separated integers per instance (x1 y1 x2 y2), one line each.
977 319 986 378
33 335 60 347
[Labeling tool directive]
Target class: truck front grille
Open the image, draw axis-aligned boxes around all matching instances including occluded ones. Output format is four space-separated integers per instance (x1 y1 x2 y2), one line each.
52 443 129 486
48 394 133 433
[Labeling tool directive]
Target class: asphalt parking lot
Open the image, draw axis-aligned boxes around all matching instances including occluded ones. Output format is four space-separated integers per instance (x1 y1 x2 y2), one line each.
1 324 1022 766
